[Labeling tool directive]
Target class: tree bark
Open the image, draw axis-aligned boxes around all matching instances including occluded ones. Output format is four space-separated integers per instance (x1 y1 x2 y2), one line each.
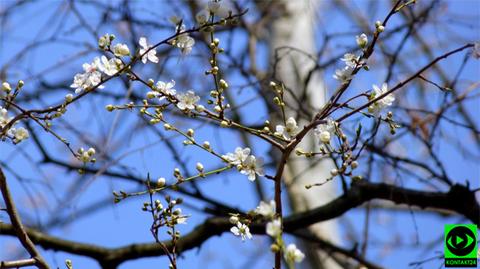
268 1 340 268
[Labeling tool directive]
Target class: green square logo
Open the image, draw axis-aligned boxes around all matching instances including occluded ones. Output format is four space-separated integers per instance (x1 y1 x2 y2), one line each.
444 224 478 268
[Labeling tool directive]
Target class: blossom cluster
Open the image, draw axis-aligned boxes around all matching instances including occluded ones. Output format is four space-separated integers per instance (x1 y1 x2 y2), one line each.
333 33 368 83
144 196 188 226
1 81 29 144
145 79 202 112
70 54 125 94
77 147 96 164
254 200 305 266
222 147 264 181
0 105 29 144
330 26 394 117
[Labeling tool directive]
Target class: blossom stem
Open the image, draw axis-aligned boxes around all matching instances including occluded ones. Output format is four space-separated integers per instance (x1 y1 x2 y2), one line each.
336 43 474 123
121 166 232 200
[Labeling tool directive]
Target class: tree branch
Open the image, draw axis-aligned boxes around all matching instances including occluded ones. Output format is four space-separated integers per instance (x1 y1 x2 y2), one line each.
0 168 50 269
0 258 37 268
1 180 477 267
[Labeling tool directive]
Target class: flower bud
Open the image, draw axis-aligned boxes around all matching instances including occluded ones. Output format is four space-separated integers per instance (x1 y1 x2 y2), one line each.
229 215 239 224
113 43 130 57
196 162 204 172
270 244 280 253
356 33 368 48
211 66 219 75
65 94 74 102
319 131 331 143
2 82 11 93
87 147 96 156
157 177 166 187
195 105 205 112
219 79 228 89
375 21 384 32
351 161 359 169
146 91 156 99
203 141 211 149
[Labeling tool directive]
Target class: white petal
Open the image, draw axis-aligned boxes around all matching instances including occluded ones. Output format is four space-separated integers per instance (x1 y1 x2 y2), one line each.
139 37 147 48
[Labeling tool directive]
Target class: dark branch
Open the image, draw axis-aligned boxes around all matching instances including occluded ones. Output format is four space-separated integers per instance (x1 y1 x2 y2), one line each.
1 180 477 267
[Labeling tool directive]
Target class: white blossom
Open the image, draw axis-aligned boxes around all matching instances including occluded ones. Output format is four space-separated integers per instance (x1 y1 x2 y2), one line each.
173 208 188 224
196 9 209 24
207 0 221 14
341 53 365 68
176 90 200 110
255 200 276 219
333 66 353 83
314 118 336 144
207 0 231 17
98 33 112 49
368 83 395 115
341 53 359 68
275 117 298 139
99 56 123 76
177 35 195 55
173 24 195 55
0 107 13 129
266 218 282 237
240 155 264 181
230 222 252 241
156 80 176 96
223 147 250 165
113 43 130 57
176 216 188 224
0 107 28 142
139 37 159 64
148 80 176 100
223 147 264 181
70 57 104 94
284 244 305 264
13 127 29 143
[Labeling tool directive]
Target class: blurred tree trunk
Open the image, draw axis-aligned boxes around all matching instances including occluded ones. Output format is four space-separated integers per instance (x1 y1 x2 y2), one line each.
267 1 341 268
